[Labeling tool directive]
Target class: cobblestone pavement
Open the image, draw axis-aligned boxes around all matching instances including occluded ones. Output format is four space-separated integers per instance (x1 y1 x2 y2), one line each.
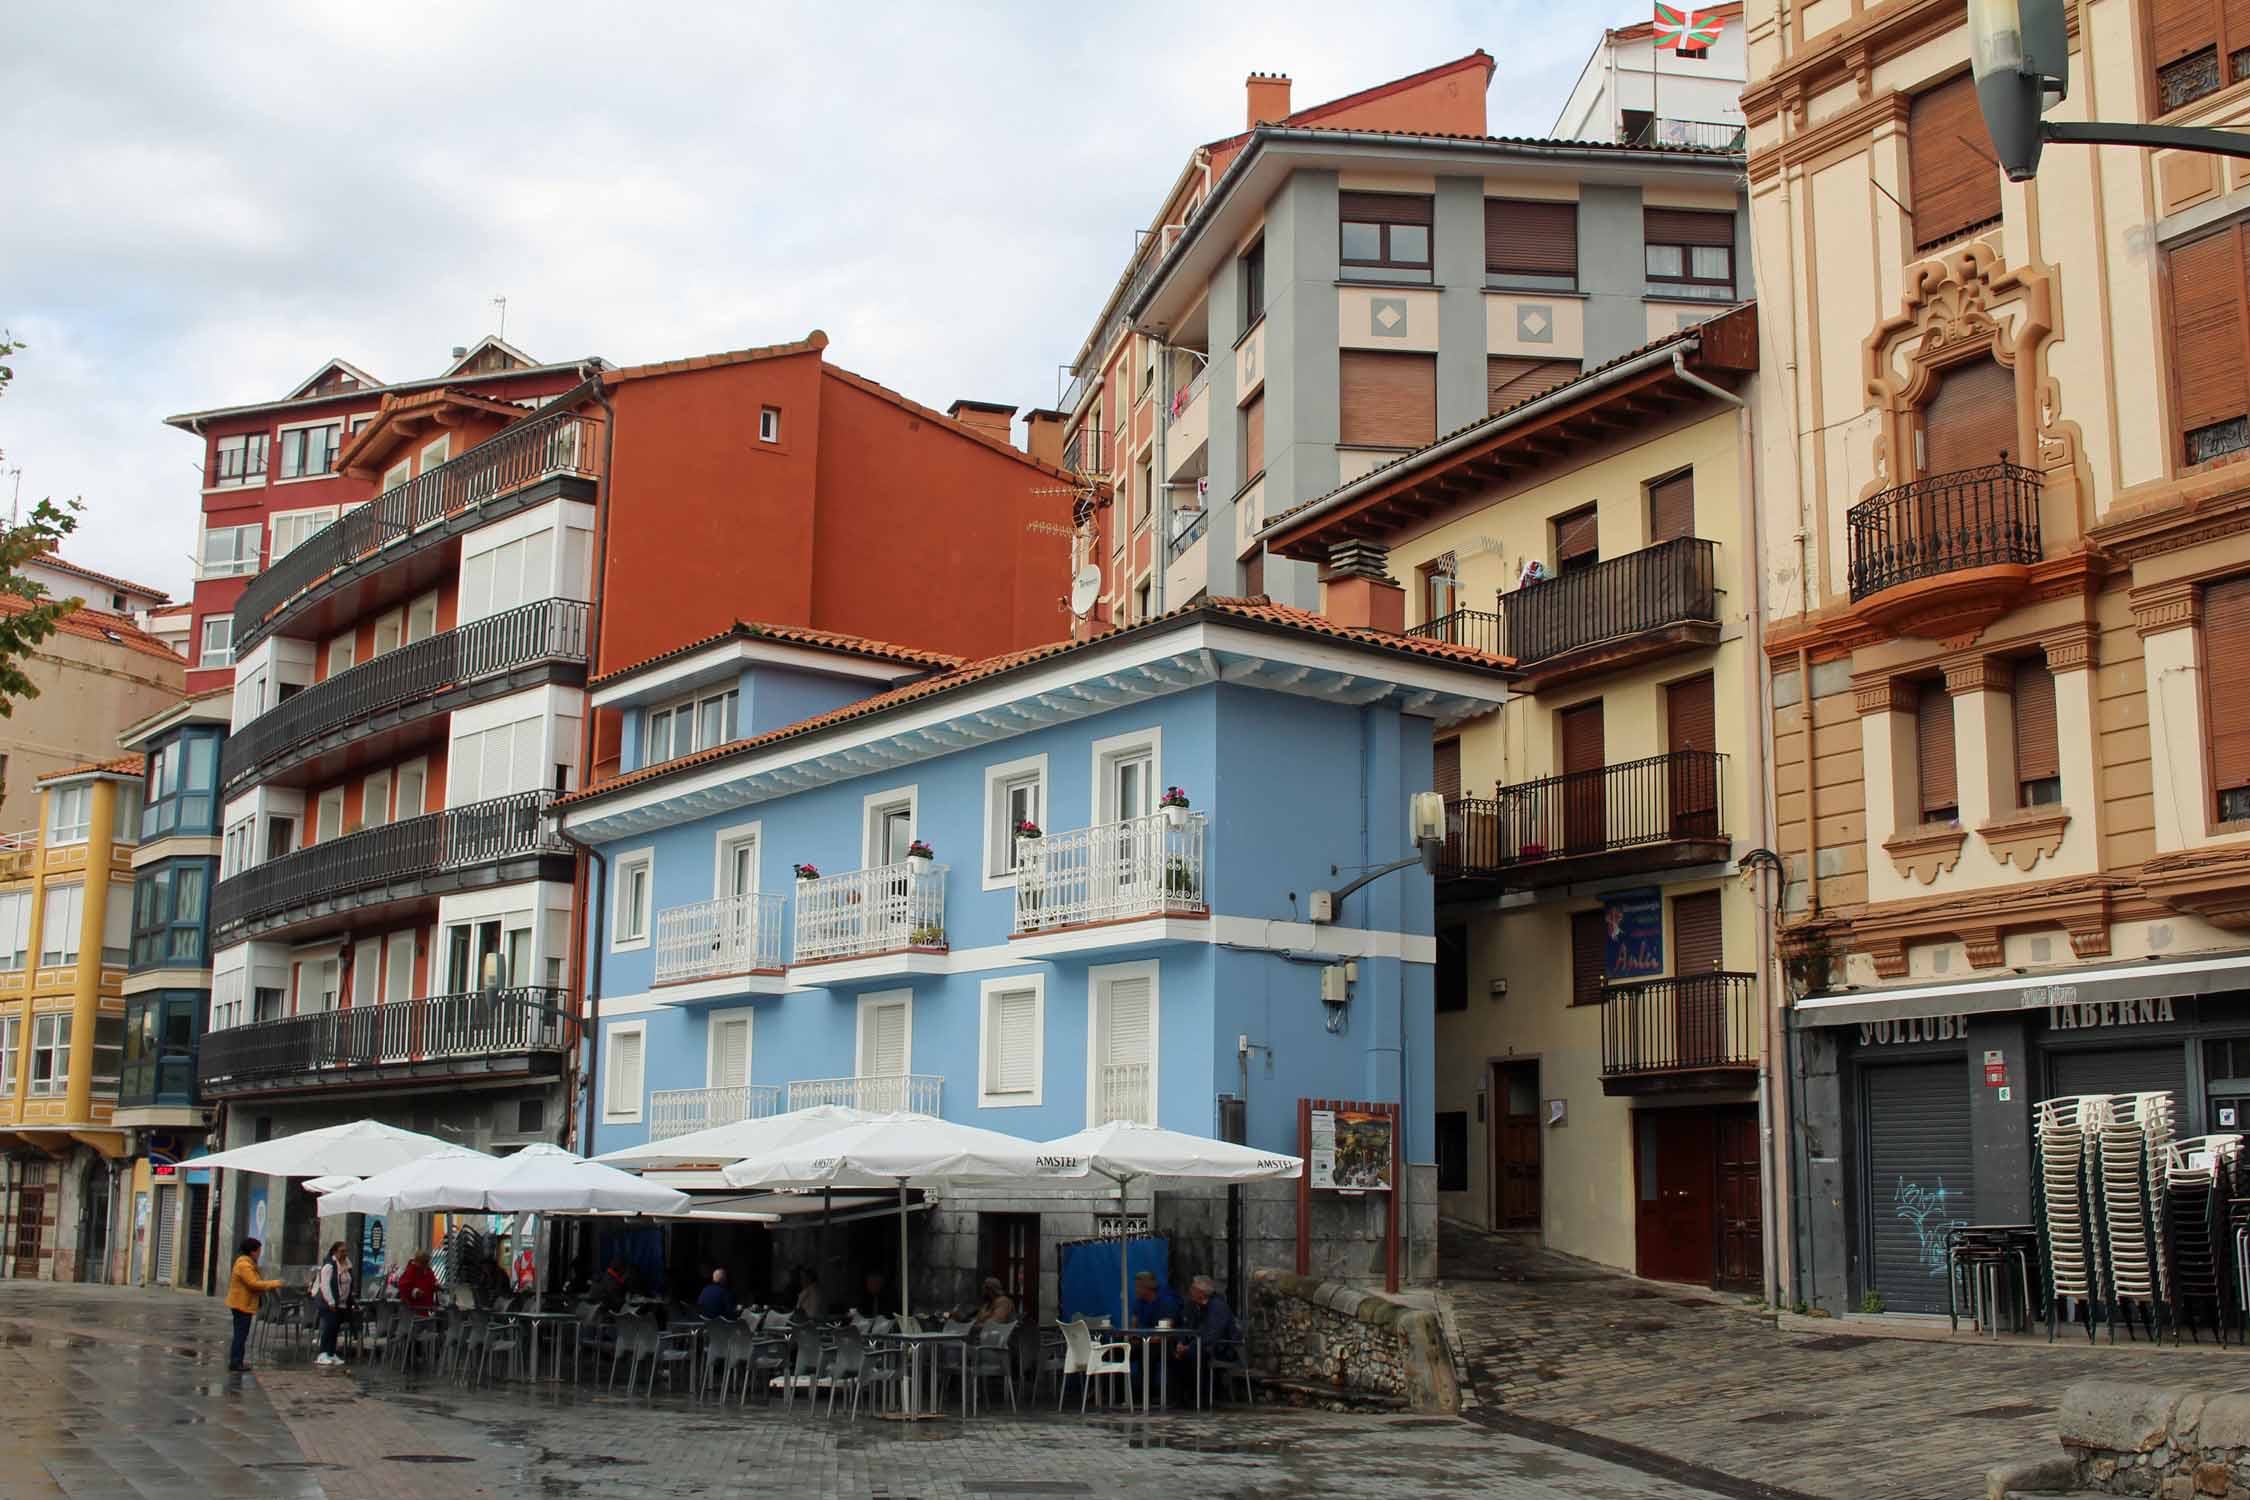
1437 1220 2244 1500
0 1279 1740 1500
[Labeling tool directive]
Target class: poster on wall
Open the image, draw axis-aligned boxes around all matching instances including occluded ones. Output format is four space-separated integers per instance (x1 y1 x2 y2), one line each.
360 1216 387 1290
1603 888 1664 979
1308 1108 1394 1192
246 1185 269 1249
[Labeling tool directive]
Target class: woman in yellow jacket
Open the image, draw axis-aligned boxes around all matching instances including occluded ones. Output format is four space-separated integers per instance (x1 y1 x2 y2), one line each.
226 1237 282 1373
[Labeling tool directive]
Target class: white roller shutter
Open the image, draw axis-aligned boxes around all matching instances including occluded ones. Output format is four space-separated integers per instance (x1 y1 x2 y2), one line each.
860 1001 908 1077
1102 977 1151 1069
460 548 495 623
607 1030 644 1116
713 1016 751 1088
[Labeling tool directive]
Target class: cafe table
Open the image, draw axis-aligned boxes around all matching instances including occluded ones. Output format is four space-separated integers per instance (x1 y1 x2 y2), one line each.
1106 1324 1204 1412
871 1328 973 1420
501 1308 583 1382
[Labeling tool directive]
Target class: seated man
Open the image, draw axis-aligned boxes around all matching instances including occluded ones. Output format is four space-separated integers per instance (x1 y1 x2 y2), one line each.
1129 1270 1181 1329
696 1267 737 1320
1176 1275 1242 1405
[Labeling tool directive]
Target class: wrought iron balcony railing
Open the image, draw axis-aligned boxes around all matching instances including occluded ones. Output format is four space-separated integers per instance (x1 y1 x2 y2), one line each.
792 861 947 964
785 1074 943 1114
1601 972 1758 1079
1063 424 1107 475
1014 811 1206 933
1406 609 1504 656
654 891 788 984
220 598 589 791
1846 461 2041 602
1495 538 1718 667
649 1084 783 1141
197 985 574 1094
1439 751 1727 880
232 410 598 653
1625 117 1748 151
209 789 567 937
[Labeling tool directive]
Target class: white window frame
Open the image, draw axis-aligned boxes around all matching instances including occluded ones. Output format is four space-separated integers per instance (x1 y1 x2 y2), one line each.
382 457 412 492
1090 726 1163 825
269 505 339 563
315 788 344 843
855 990 913 1077
326 632 356 678
361 768 392 829
645 686 739 768
758 406 781 443
981 752 1048 891
111 784 142 844
603 1019 647 1123
394 757 428 821
713 820 762 899
47 784 91 845
861 785 919 868
210 432 268 489
612 848 654 951
1086 959 1160 1128
705 1007 755 1089
276 418 343 482
405 591 440 644
419 435 451 472
371 608 403 658
977 973 1046 1109
198 522 262 579
383 930 416 1004
0 1015 17 1093
27 1012 70 1096
198 616 233 669
0 890 30 971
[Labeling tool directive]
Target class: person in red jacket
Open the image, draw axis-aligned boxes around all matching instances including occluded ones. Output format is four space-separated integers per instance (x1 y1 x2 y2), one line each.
397 1250 439 1315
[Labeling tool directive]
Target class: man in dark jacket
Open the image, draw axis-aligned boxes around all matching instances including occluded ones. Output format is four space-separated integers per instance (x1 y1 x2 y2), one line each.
1177 1275 1242 1405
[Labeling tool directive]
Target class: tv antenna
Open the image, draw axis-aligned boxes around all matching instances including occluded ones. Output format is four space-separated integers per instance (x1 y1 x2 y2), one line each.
491 294 509 339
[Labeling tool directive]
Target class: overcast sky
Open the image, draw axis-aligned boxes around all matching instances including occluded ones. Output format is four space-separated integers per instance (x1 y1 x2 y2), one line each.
2 2 1607 601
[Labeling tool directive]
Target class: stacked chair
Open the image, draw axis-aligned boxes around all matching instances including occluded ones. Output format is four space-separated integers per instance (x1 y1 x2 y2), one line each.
2037 1094 2106 1341
2099 1091 2177 1340
2163 1135 2243 1344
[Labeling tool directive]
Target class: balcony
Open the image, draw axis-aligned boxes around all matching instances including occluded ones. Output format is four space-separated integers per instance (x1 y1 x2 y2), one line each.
1097 1062 1154 1126
1014 811 1207 936
1600 972 1759 1095
1624 117 1747 151
792 862 948 978
649 1084 783 1141
654 891 788 986
786 1074 943 1114
1846 462 2043 638
1487 538 1719 691
232 410 599 656
209 790 572 942
197 985 575 1098
1441 751 1729 889
219 599 590 794
1063 425 1107 476
1164 365 1209 481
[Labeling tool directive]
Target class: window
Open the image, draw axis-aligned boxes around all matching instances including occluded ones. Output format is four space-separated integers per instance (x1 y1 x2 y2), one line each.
141 730 218 838
708 1011 752 1089
1648 468 1696 544
222 819 253 879
1338 350 1437 450
269 507 338 561
1339 192 1434 283
982 754 1047 888
857 992 912 1077
2149 0 2250 113
603 1022 646 1121
979 975 1044 1107
1907 73 2002 251
759 407 781 443
326 633 355 678
2012 659 2062 808
1435 1111 1469 1193
384 933 414 1003
395 758 427 820
278 422 341 479
0 891 29 971
0 1016 16 1095
362 769 391 830
613 849 653 949
1919 357 2016 474
406 592 440 643
199 523 261 579
716 825 760 898
1238 238 1266 329
210 433 268 487
1487 356 1579 415
371 610 402 658
1241 390 1265 485
90 1014 123 1091
47 784 91 844
644 688 737 767
1570 909 1607 1007
420 436 450 471
1485 198 1578 289
2167 226 2250 467
28 1013 69 1096
100 883 129 966
111 784 142 843
1916 680 1959 825
120 992 199 1108
131 862 211 969
1644 209 1736 299
863 787 917 868
1134 579 1152 622
1553 504 1600 573
2208 577 2250 822
449 715 543 803
460 525 557 623
1435 926 1468 1013
1088 961 1157 1126
315 788 343 842
198 616 232 669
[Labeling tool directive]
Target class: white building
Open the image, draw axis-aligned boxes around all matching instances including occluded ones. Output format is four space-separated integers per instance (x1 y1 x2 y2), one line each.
1551 3 1747 150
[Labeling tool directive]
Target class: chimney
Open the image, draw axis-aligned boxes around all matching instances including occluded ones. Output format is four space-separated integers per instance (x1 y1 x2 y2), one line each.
1322 540 1405 633
1246 72 1292 129
946 399 1018 447
451 346 468 359
1020 408 1067 467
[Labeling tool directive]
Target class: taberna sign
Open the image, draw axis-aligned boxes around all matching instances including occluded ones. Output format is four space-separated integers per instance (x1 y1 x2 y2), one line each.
2048 996 2178 1031
1859 1014 1969 1046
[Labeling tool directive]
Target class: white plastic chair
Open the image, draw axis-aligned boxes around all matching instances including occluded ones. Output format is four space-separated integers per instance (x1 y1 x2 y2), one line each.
1057 1318 1133 1414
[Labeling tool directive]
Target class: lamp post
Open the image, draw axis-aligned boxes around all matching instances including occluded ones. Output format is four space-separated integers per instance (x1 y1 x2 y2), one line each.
1969 0 2250 180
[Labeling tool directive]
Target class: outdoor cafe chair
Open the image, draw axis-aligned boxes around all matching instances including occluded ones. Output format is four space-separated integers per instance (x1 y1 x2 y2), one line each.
771 1326 829 1413
968 1320 1020 1414
1033 1325 1068 1404
1208 1330 1258 1405
824 1327 874 1420
741 1324 791 1406
1058 1318 1134 1415
698 1321 751 1403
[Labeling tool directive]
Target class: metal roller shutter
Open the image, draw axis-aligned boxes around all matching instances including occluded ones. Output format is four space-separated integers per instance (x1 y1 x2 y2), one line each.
151 1185 177 1285
2013 660 2059 788
1486 199 1577 277
1649 470 1696 543
1863 1058 1976 1314
2046 1045 2189 1107
1338 351 1437 450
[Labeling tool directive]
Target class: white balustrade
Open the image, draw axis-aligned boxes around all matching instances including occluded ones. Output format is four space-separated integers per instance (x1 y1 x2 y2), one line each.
649 1084 782 1141
792 861 947 964
1098 1062 1154 1126
1013 811 1206 932
654 891 788 984
786 1074 944 1114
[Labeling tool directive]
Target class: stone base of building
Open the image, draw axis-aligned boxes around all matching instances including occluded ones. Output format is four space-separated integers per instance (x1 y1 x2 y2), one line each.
1248 1269 1458 1413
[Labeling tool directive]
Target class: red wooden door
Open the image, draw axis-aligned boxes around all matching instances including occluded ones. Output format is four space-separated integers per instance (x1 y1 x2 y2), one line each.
1665 674 1718 838
1716 1108 1764 1291
1559 701 1606 853
1672 891 1724 1067
1493 1063 1542 1230
1635 1111 1717 1285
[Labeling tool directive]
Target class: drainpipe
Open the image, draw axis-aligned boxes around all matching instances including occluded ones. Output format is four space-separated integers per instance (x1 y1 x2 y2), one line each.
1669 348 1744 410
558 830 608 1160
564 368 618 1159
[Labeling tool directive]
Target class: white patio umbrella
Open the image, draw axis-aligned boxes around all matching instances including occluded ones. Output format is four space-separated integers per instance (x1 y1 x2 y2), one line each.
192 1120 479 1179
302 1174 361 1197
324 1143 690 1216
722 1113 1077 1319
1034 1121 1303 1329
318 1146 495 1216
592 1104 875 1171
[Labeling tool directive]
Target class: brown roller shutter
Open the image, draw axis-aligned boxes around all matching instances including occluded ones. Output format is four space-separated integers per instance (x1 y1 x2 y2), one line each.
1488 357 1580 414
1560 700 1607 852
1487 199 1578 276
2209 577 2250 798
2151 0 2217 69
1649 469 1696 543
1673 890 1723 977
1562 701 1605 774
1667 673 1719 836
2168 228 2250 442
1571 908 1608 1006
1909 74 2003 250
1553 504 1600 564
1643 208 1734 246
1917 680 1958 820
1340 191 1433 225
1434 738 1462 801
2013 659 2059 789
1241 391 1266 481
1921 357 2018 474
1339 351 1437 449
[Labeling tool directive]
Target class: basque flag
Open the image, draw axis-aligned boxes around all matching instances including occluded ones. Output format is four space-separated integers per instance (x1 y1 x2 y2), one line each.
1653 3 1725 51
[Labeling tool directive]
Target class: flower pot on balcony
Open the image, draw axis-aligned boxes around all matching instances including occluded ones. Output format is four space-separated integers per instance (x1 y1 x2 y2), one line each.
1519 842 1546 861
907 853 932 878
1164 804 1188 830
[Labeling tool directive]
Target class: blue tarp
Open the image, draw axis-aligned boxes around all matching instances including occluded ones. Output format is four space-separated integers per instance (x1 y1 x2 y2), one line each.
1057 1234 1170 1329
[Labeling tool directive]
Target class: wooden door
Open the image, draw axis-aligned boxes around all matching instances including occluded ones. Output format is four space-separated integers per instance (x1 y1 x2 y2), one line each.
1559 701 1606 853
984 1212 1040 1323
1672 891 1724 1067
1665 674 1718 837
14 1186 44 1273
1493 1062 1542 1230
1716 1108 1764 1291
1635 1111 1717 1284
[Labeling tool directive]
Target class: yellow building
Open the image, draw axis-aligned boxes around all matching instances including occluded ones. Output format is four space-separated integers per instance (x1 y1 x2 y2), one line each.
0 758 143 1282
1264 303 1774 1291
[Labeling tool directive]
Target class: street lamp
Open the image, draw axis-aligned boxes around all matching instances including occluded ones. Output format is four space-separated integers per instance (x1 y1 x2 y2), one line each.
1970 0 2250 180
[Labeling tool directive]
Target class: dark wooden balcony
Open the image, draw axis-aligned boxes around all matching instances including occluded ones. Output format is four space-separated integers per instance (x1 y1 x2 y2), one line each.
219 599 589 794
1601 972 1759 1095
232 410 599 656
1439 751 1729 891
1846 461 2041 617
197 985 575 1098
1494 537 1719 691
209 789 572 942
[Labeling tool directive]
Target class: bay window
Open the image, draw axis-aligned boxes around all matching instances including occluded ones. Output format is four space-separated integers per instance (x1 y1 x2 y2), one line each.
28 1013 69 1096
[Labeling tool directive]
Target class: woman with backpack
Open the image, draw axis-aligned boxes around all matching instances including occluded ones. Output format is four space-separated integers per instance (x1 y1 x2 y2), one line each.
312 1240 354 1367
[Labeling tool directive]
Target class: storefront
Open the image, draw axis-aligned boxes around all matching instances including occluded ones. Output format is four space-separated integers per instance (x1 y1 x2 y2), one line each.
1788 953 2250 1318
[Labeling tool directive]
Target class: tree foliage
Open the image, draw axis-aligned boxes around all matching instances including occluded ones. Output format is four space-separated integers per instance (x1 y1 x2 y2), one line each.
0 334 84 718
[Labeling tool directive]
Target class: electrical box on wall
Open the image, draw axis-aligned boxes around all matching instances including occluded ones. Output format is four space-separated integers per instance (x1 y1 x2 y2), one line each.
1319 964 1350 1003
1308 891 1334 923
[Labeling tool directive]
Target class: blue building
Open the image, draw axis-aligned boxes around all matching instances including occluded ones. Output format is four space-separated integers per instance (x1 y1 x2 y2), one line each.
558 601 1510 1303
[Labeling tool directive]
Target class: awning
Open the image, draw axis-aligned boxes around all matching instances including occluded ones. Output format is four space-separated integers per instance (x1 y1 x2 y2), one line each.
1792 950 2250 1029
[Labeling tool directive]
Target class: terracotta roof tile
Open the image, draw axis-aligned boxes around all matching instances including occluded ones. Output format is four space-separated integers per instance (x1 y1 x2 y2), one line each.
0 596 185 665
820 365 1088 488
562 597 1511 810
34 551 170 603
591 619 967 688
39 753 146 784
603 333 830 385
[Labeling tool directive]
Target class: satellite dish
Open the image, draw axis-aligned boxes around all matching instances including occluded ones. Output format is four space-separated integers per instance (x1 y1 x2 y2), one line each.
1070 565 1102 617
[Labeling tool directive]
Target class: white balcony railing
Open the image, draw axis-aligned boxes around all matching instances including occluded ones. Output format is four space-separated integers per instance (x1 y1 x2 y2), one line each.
786 1074 943 1114
792 861 947 964
1098 1061 1154 1126
1014 811 1206 933
649 1083 783 1141
654 891 788 985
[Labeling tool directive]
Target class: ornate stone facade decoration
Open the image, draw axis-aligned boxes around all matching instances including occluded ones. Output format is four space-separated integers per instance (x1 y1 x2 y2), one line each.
1851 673 1917 716
1882 823 1967 884
1977 808 2071 872
2128 579 2199 639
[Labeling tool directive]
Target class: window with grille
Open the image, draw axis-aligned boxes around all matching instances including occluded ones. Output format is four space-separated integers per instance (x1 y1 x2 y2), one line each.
2149 0 2250 113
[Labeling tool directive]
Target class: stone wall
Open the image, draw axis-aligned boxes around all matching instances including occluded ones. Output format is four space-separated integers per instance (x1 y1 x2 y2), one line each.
1249 1268 1458 1413
1988 1382 2250 1500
